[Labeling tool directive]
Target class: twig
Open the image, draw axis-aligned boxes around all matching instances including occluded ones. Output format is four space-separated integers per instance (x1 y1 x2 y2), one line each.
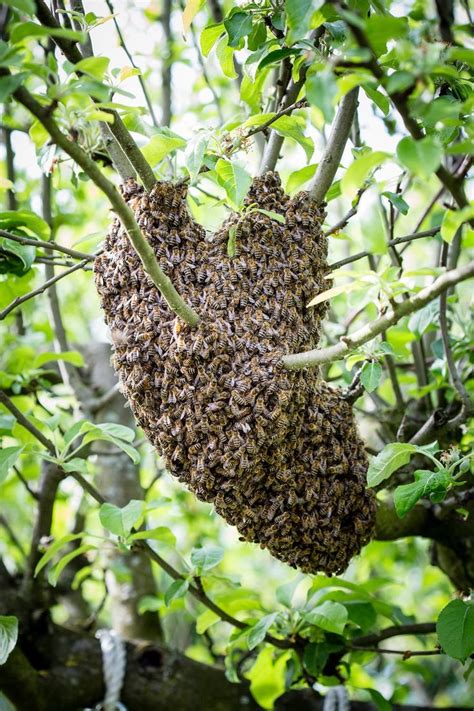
0 229 95 261
13 466 39 500
329 227 440 270
0 260 89 321
349 646 441 657
355 622 436 646
160 0 173 127
324 185 367 236
104 0 159 126
0 514 26 558
246 99 308 139
2 111 17 210
282 261 474 370
309 88 359 204
11 80 200 327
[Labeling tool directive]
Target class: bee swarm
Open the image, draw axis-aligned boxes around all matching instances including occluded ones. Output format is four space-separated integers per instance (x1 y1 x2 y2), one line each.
95 173 376 575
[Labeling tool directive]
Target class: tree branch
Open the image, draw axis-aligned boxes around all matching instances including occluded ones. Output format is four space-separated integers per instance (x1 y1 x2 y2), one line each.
0 259 89 321
34 0 156 190
282 261 474 370
329 228 440 270
10 81 200 327
309 88 359 204
0 229 95 261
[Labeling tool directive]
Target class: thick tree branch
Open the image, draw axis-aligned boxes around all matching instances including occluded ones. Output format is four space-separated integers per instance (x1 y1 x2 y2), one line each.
10 81 200 327
309 88 359 204
1 615 460 711
282 261 474 370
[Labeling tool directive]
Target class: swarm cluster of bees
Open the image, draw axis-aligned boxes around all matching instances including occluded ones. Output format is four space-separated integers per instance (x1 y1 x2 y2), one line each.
95 172 376 574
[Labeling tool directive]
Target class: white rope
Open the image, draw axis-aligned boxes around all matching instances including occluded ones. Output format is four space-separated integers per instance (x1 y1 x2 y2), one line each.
95 629 127 711
323 686 349 711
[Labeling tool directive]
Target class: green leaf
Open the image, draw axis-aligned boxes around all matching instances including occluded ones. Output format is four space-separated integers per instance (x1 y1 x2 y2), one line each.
306 70 338 123
341 150 389 196
257 48 301 72
2 0 35 15
276 576 302 608
0 235 35 275
303 641 342 676
215 35 237 79
34 533 85 576
285 164 317 194
215 158 252 210
248 647 290 710
393 480 425 518
164 578 189 606
0 73 28 102
0 446 23 485
271 115 313 162
396 136 442 179
33 350 85 369
367 443 419 488
252 209 285 224
285 0 312 40
141 130 186 168
394 469 451 517
129 526 176 547
360 361 382 393
60 458 90 475
48 544 96 587
224 12 252 48
363 85 390 115
408 300 440 336
10 21 86 44
382 191 409 215
345 601 376 631
0 616 18 665
248 613 279 650
365 689 392 711
191 545 224 572
200 23 224 57
185 133 209 183
82 422 135 443
196 609 220 634
74 56 110 80
80 422 140 463
440 205 474 244
365 15 407 56
307 281 360 308
306 600 348 635
437 600 474 662
227 225 237 258
99 499 145 537
0 210 50 239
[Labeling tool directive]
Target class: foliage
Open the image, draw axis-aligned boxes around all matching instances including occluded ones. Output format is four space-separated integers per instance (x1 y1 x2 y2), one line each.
0 0 473 709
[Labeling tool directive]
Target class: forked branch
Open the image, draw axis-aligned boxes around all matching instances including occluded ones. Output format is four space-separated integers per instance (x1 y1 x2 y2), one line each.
10 81 200 327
